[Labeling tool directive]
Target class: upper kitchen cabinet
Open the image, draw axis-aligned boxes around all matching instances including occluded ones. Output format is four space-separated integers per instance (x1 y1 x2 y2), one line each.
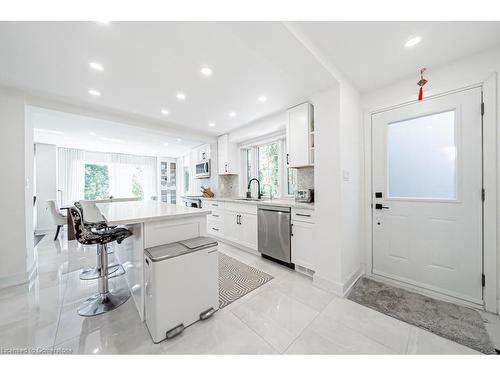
217 134 239 175
194 143 211 161
286 103 314 168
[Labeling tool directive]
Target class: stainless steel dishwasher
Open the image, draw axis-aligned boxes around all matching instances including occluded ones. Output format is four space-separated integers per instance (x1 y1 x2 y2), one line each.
257 205 293 268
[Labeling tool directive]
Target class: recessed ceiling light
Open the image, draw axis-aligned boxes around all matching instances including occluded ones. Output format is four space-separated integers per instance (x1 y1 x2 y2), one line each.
97 21 110 25
88 89 101 97
89 62 104 71
208 122 216 128
405 36 422 47
176 138 182 142
176 93 186 100
160 109 169 115
228 111 237 118
258 96 267 102
200 67 213 77
163 142 169 146
34 128 64 135
89 131 96 136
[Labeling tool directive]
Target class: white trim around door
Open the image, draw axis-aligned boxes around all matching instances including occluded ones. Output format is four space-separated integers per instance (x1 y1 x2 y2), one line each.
363 74 498 314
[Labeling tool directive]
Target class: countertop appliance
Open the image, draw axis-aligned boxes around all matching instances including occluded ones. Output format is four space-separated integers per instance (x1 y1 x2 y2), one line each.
144 236 219 343
181 196 203 208
257 205 293 268
295 189 314 203
195 160 210 179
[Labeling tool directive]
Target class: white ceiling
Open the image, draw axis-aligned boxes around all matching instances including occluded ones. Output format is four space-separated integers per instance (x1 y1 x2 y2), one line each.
2 21 500 141
0 21 335 136
30 106 201 157
292 21 500 92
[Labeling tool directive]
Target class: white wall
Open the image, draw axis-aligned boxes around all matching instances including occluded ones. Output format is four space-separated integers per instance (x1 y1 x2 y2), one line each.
0 86 34 287
339 83 363 287
361 45 500 311
34 143 58 232
310 82 363 295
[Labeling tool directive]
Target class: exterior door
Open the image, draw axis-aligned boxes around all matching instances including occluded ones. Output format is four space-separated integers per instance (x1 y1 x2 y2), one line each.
372 87 483 304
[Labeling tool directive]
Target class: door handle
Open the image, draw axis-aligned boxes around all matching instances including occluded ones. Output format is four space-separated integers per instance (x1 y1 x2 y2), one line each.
236 214 241 225
375 203 389 210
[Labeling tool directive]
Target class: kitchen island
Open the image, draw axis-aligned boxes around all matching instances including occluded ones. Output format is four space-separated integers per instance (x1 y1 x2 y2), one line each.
96 200 211 321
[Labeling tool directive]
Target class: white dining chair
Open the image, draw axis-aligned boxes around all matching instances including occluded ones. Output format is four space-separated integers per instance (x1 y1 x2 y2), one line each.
47 200 66 241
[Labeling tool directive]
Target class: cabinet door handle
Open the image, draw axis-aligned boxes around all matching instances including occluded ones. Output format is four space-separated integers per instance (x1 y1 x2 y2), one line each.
296 213 311 217
286 153 289 165
212 204 218 207
211 227 219 231
290 223 294 236
225 164 228 173
212 214 219 218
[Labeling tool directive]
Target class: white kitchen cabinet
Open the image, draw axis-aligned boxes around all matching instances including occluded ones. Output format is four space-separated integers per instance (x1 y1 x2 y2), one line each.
223 210 257 250
286 103 314 168
291 220 315 270
217 134 239 175
195 143 211 161
223 211 239 243
238 213 258 250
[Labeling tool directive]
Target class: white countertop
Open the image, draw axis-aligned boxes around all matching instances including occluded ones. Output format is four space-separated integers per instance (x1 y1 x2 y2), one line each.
97 201 211 225
200 197 315 210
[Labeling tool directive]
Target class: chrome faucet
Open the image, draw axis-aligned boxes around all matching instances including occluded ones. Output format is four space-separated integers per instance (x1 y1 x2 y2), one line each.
247 178 263 199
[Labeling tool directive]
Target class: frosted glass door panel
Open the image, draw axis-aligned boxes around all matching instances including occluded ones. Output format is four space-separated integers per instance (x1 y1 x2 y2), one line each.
387 110 456 200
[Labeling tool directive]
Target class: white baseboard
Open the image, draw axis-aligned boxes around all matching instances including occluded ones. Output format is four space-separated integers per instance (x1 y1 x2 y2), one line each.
313 268 364 297
341 268 363 297
312 273 344 296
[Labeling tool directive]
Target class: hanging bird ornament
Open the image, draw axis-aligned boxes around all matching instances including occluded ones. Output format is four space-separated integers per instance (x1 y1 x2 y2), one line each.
417 68 427 101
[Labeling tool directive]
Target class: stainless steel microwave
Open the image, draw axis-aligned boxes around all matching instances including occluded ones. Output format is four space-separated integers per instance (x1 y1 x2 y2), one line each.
195 160 210 178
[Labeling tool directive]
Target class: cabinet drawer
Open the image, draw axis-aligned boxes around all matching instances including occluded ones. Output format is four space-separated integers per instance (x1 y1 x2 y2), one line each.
225 202 257 215
208 210 224 222
204 200 225 210
291 209 315 223
207 219 224 237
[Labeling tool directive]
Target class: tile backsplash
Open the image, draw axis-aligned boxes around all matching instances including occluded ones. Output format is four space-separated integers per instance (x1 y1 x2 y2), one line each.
216 174 239 197
297 166 314 190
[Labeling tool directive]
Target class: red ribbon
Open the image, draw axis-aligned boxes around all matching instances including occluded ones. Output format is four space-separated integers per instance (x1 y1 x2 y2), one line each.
418 86 423 101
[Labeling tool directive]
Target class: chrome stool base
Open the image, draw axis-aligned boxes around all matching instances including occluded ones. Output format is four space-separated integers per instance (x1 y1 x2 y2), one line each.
77 288 130 317
79 264 124 280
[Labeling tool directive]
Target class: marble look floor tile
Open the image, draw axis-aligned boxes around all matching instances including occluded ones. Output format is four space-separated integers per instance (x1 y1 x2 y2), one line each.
313 298 412 353
231 287 318 352
406 326 480 354
159 309 277 354
285 324 396 354
272 276 334 312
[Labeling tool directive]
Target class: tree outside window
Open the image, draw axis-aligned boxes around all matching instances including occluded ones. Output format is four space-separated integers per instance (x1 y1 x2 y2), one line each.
84 164 110 200
132 166 144 200
258 143 279 197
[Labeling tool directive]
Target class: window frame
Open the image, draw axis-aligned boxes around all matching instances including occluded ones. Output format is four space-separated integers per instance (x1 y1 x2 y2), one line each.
240 137 294 198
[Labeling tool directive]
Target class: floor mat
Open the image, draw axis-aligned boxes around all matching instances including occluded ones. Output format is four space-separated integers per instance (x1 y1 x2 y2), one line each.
348 277 496 354
219 253 273 309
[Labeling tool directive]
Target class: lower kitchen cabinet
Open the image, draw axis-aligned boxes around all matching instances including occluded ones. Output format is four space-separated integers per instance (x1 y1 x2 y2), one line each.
224 210 257 250
291 219 315 271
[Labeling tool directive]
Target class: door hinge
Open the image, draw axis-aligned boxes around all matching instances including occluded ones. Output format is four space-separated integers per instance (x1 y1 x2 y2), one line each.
481 101 485 116
482 188 485 202
482 274 486 287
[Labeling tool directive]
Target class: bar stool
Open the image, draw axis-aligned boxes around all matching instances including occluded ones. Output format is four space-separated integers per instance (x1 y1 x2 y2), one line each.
69 205 132 317
74 202 123 281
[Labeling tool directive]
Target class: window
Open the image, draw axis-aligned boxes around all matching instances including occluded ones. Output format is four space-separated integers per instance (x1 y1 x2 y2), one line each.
131 166 144 200
243 138 296 198
387 110 457 200
84 164 110 200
